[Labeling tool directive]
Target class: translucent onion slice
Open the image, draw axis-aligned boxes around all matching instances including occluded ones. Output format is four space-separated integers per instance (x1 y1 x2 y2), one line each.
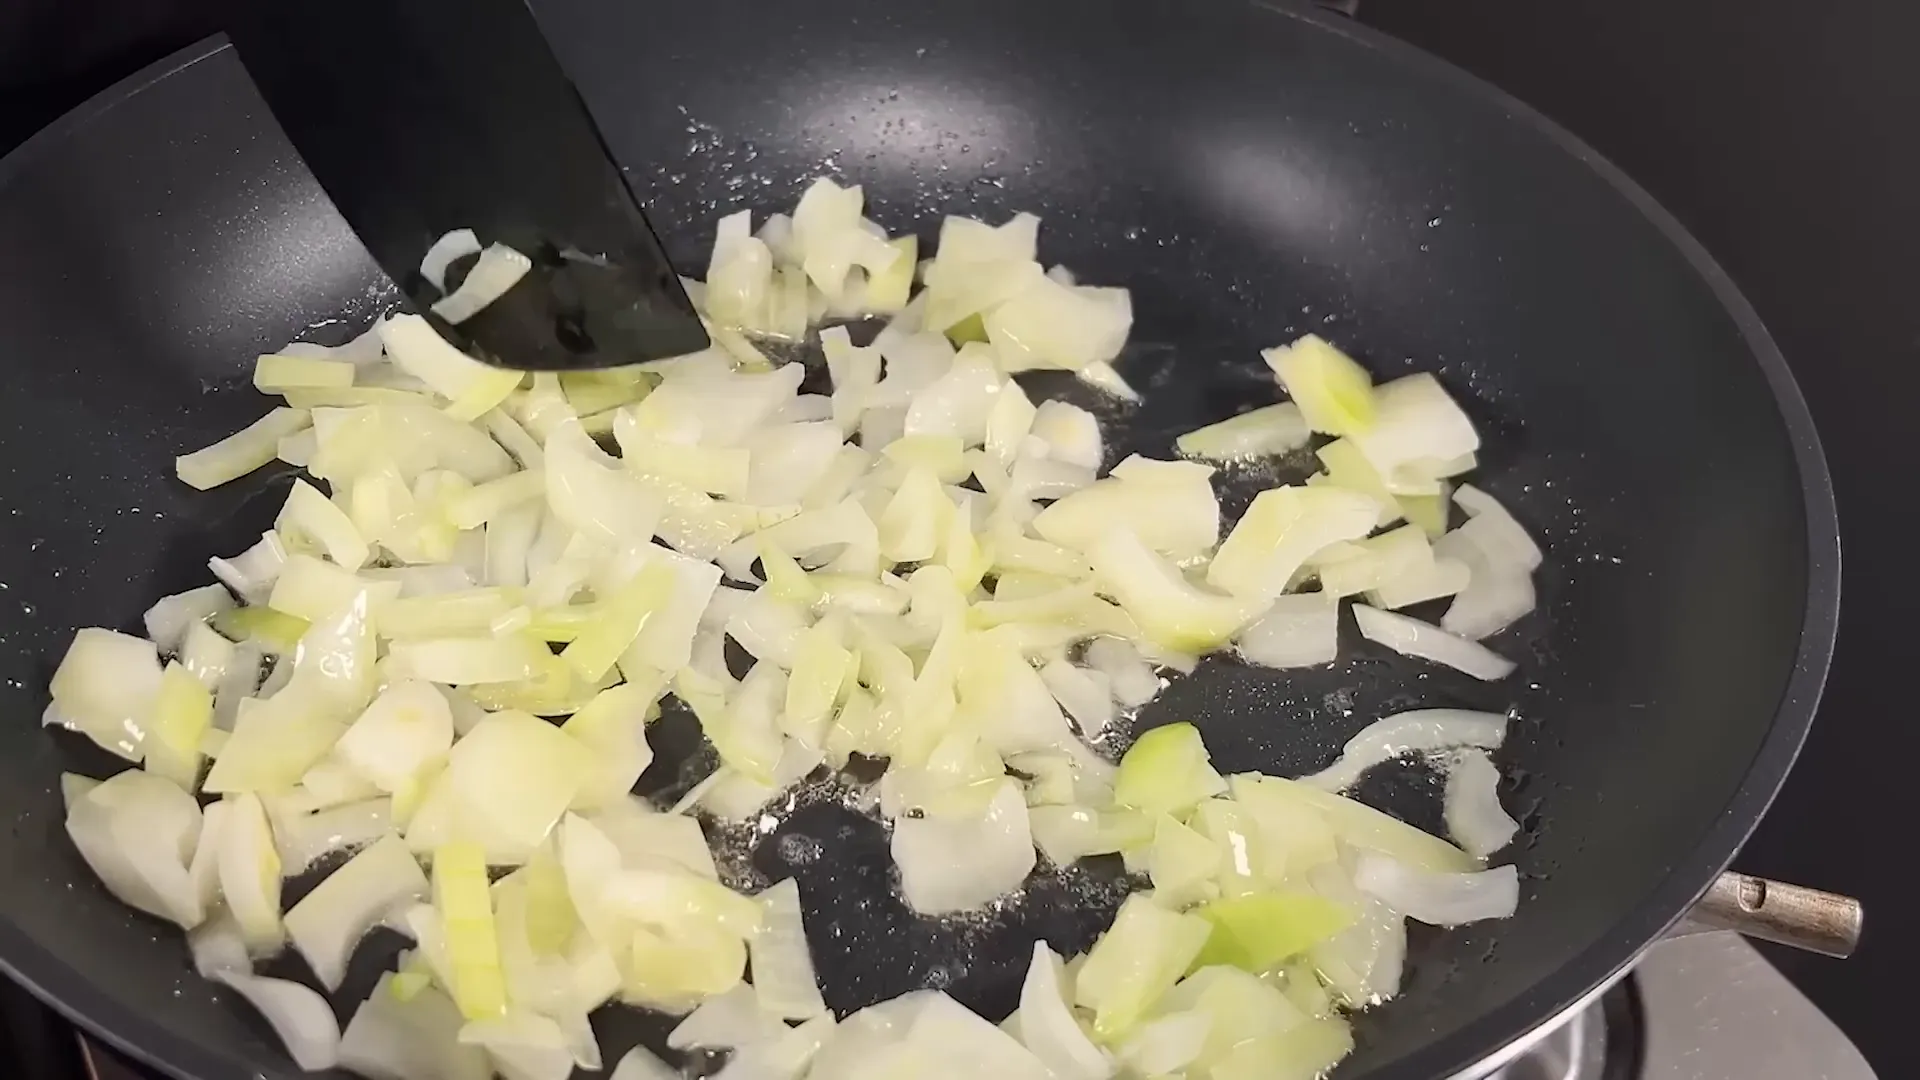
458 1011 576 1080
145 661 214 792
560 682 660 812
1444 749 1520 858
340 973 491 1080
213 971 341 1070
667 983 786 1050
1263 334 1376 437
1014 942 1110 1080
405 711 589 865
1032 467 1219 559
431 242 533 325
1236 593 1339 669
48 627 162 761
1348 373 1480 478
1231 774 1472 873
1082 636 1162 708
1207 485 1380 601
1191 892 1354 972
1352 604 1516 681
335 680 455 792
1301 709 1509 792
1088 530 1266 655
274 797 393 876
143 584 236 653
750 878 829 1020
65 771 203 929
1116 1010 1211 1077
609 1044 681 1080
891 778 1036 914
218 792 285 954
1114 722 1227 819
176 407 313 490
285 834 429 990
1073 894 1213 1039
189 908 251 979
1353 854 1519 925
1176 403 1311 460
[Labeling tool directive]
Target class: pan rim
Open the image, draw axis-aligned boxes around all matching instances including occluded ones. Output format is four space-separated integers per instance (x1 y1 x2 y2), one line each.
0 13 1840 1079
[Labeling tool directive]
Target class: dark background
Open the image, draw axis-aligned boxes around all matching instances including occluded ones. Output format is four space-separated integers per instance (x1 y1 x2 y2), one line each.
0 0 1909 1076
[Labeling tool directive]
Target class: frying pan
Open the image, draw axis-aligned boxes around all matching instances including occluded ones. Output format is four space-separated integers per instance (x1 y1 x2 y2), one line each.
0 1 1845 1077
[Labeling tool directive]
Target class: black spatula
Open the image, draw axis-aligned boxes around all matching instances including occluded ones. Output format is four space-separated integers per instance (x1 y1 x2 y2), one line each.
225 0 710 370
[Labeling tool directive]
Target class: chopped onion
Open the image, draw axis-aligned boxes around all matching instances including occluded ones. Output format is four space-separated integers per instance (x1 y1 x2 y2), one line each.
176 407 312 490
1033 464 1219 559
420 229 482 292
1352 604 1516 681
750 878 829 1020
667 983 786 1050
1015 942 1110 1079
48 628 161 761
335 680 454 793
1239 773 1471 876
1207 486 1379 601
432 242 533 324
1176 403 1311 460
891 778 1036 914
405 711 589 865
1082 636 1162 708
189 909 251 979
65 771 203 929
1039 659 1115 737
285 834 428 989
1353 854 1519 925
1263 335 1375 437
1302 709 1509 792
1236 593 1339 669
214 971 341 1070
1029 400 1104 469
341 973 491 1080
1348 373 1479 478
218 792 285 954
1444 749 1520 858
1089 530 1266 655
144 584 235 653
609 1044 681 1080
1116 1010 1211 1077
1114 722 1227 818
1073 894 1212 1038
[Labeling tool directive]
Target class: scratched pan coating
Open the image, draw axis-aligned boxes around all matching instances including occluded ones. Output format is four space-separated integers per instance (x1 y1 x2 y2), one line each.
0 2 1834 1078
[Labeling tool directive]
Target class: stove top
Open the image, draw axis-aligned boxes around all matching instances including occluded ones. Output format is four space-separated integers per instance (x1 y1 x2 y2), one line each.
1486 933 1875 1080
58 932 1868 1080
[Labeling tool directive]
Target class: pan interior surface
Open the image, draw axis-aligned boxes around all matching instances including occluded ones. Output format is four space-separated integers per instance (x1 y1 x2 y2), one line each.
0 2 1828 1078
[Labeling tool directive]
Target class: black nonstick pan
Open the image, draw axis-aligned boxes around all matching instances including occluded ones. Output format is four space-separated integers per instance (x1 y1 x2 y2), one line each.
0 1 1843 1078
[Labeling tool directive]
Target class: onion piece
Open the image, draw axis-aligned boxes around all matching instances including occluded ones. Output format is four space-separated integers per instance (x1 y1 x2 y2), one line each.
609 1044 681 1080
1088 530 1266 655
405 711 589 865
667 983 786 1050
1263 334 1376 436
420 229 482 291
48 628 161 761
1114 722 1226 818
1231 774 1472 873
213 971 341 1070
1353 854 1519 925
1029 400 1104 469
1348 373 1480 477
1116 1010 1211 1077
335 680 455 792
1207 485 1380 601
1191 892 1354 972
1015 942 1110 1080
1038 659 1115 737
1032 465 1219 559
751 878 829 1020
274 797 393 876
458 1012 575 1080
145 662 214 791
341 973 492 1080
891 778 1036 914
1176 403 1311 460
1082 636 1162 708
144 584 235 653
176 407 313 490
1073 894 1212 1039
219 792 285 954
1301 709 1509 792
285 834 429 989
379 313 523 421
65 771 203 929
1352 604 1516 681
189 908 251 979
560 681 658 812
1444 750 1520 858
432 242 533 324
1236 593 1338 669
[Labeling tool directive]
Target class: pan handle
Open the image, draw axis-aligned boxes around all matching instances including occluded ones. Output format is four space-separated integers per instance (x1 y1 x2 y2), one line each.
1673 872 1864 958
